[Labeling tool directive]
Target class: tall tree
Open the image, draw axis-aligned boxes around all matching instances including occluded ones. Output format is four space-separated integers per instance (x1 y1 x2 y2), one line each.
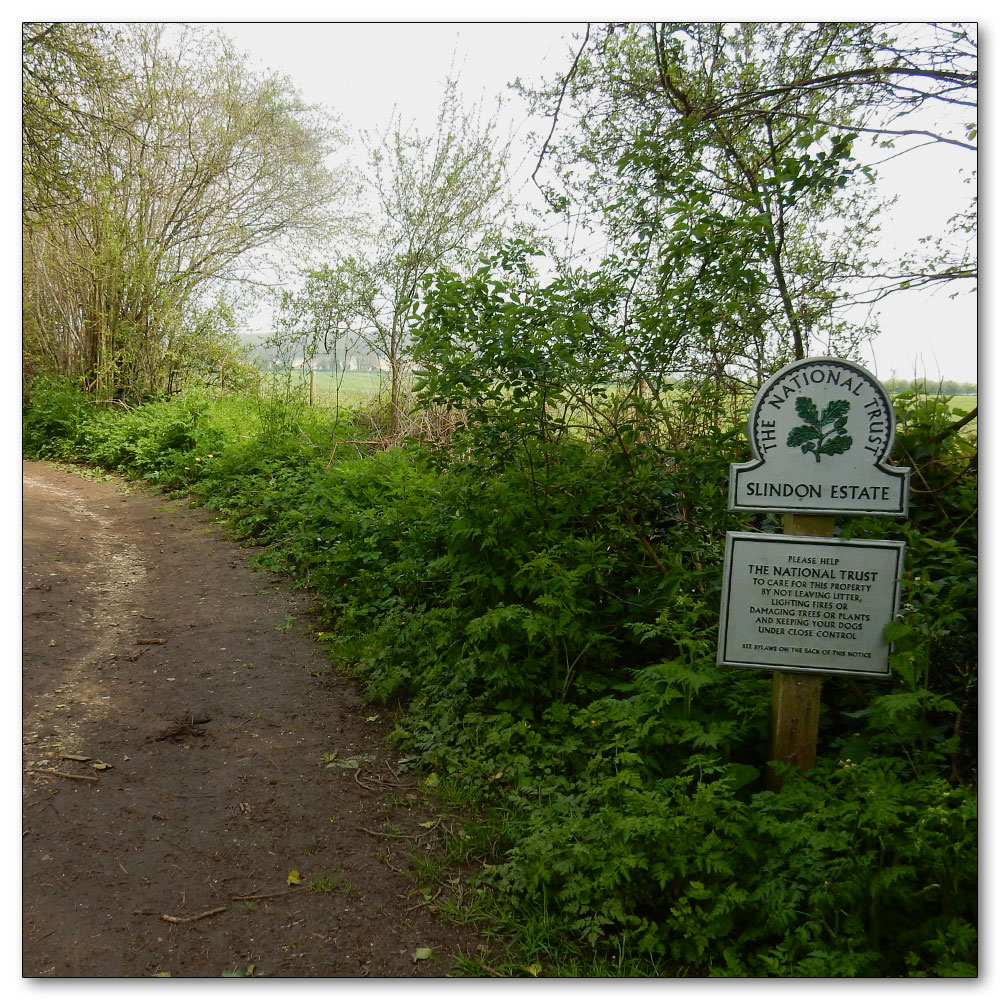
276 81 514 434
361 80 515 432
521 22 976 383
23 23 352 401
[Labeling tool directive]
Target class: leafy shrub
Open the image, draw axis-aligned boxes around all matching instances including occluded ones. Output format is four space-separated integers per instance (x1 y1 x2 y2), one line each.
22 376 977 976
22 374 96 457
837 390 978 784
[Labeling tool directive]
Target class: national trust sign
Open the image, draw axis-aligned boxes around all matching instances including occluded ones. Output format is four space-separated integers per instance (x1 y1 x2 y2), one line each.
729 357 910 518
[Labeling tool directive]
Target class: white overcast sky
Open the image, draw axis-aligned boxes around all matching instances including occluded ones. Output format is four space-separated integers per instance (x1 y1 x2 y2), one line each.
211 21 579 243
209 18 978 384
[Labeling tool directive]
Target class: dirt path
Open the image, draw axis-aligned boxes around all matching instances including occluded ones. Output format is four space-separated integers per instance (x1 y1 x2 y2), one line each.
21 461 481 978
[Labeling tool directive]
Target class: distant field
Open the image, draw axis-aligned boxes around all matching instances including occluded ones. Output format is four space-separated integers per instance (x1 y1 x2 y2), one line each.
945 395 978 414
311 371 385 404
259 370 388 405
265 370 977 427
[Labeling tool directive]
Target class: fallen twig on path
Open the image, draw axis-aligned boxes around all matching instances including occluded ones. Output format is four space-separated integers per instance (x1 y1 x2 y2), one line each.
28 768 99 783
352 768 379 792
369 775 412 789
404 889 443 912
358 826 422 840
359 823 440 841
160 906 228 924
230 888 301 902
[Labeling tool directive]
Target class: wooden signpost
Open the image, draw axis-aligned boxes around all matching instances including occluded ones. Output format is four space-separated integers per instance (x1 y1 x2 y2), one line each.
720 358 910 789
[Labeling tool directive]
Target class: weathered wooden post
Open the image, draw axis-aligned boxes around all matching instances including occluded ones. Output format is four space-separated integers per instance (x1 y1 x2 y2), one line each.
766 514 831 789
719 358 910 790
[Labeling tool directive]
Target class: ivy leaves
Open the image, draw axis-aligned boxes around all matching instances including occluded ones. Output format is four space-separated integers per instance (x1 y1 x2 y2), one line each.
787 396 852 462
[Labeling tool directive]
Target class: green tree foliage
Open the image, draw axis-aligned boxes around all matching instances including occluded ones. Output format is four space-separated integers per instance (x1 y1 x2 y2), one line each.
414 239 753 466
521 23 880 377
520 22 976 381
22 22 117 219
839 390 977 785
271 262 374 369
23 23 350 402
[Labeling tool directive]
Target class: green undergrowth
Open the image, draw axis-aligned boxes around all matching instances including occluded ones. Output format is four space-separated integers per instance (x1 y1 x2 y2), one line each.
23 375 977 977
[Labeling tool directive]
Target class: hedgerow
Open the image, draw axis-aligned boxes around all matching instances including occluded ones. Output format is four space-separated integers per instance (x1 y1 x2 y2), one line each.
23 372 977 976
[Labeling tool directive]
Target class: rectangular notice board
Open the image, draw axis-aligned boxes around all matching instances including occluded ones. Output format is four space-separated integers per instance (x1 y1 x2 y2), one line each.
718 532 905 678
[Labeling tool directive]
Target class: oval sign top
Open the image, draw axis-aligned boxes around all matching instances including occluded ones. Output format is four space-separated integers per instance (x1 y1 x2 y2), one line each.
729 357 909 517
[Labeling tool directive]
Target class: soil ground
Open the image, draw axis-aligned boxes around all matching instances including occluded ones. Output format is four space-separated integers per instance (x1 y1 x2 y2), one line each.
21 460 484 979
